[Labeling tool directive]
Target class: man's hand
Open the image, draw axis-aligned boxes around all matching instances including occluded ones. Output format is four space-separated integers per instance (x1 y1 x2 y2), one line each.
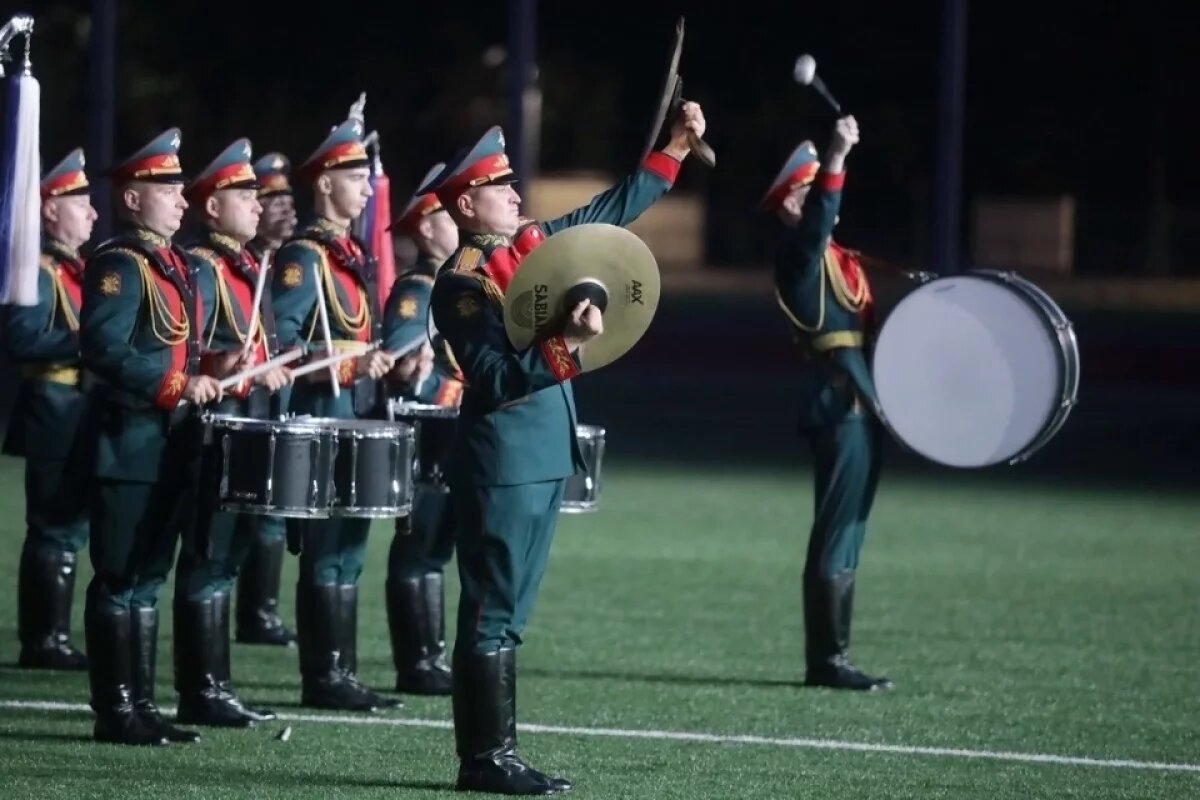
823 115 860 174
663 101 706 161
358 350 396 381
254 365 294 393
390 344 435 386
563 299 603 353
183 375 223 405
210 350 253 380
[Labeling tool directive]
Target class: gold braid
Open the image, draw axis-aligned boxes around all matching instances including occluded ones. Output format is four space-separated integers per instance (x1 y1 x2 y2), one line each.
114 248 190 346
303 246 370 342
826 248 868 312
196 248 265 349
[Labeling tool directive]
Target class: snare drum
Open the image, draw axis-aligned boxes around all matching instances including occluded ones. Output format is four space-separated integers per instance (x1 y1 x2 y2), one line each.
205 415 334 518
562 424 605 513
389 400 459 494
318 418 415 518
871 270 1079 468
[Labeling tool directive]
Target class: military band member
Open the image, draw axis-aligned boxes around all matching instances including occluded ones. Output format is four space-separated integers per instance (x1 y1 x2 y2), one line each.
271 118 398 712
79 128 224 745
429 102 706 795
3 149 97 671
763 115 893 691
234 151 300 648
171 138 293 727
382 164 462 697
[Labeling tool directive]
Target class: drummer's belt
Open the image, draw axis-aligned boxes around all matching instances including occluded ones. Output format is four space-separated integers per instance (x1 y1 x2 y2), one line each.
21 363 81 387
796 331 867 359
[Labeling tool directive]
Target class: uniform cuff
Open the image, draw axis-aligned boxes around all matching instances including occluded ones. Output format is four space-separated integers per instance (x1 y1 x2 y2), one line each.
513 220 545 258
336 356 358 388
541 336 581 382
435 379 464 408
644 151 682 185
819 171 846 191
154 370 188 409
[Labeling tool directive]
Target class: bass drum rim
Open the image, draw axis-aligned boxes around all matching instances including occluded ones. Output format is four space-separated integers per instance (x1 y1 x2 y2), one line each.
871 270 1080 468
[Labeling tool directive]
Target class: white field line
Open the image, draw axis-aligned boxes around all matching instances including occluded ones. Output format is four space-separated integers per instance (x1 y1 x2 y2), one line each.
1 699 1198 775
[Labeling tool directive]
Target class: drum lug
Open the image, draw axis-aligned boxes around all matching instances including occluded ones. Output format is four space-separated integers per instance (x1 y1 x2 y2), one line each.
219 433 231 502
265 431 276 509
349 435 360 511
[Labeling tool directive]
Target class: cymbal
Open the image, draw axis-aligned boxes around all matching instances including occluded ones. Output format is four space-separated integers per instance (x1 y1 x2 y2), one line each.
504 223 660 373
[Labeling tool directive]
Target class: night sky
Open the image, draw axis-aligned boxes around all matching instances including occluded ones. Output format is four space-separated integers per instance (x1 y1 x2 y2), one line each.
17 0 1200 272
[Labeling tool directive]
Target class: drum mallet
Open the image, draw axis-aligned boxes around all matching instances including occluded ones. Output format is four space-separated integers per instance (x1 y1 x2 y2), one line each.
793 54 843 114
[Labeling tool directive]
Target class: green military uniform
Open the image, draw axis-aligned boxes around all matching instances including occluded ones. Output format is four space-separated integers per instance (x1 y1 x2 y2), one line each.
79 128 209 745
3 148 93 670
235 153 297 648
381 164 463 696
271 118 399 713
170 138 279 728
428 125 685 795
766 140 892 691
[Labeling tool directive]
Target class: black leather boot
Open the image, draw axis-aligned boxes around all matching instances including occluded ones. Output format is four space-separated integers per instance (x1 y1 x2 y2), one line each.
213 592 276 721
18 547 88 670
297 583 385 711
803 570 893 691
130 607 200 743
337 584 403 710
86 597 167 746
454 648 571 795
236 537 296 647
387 573 452 696
173 594 266 727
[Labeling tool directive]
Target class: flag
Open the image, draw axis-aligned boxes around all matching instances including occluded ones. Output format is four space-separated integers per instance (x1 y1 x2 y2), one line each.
0 71 40 306
363 163 395 314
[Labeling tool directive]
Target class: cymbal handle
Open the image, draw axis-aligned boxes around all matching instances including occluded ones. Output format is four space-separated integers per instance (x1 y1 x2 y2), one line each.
563 281 609 315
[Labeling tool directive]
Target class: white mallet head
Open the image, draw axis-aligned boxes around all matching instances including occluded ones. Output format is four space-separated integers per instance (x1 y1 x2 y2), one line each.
793 54 817 86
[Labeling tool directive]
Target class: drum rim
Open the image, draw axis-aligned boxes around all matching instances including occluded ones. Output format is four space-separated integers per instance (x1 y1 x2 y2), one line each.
204 414 328 435
388 399 460 418
970 270 1080 464
872 270 1080 468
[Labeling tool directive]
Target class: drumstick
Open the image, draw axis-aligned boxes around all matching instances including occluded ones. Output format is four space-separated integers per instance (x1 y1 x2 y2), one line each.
235 250 273 394
289 342 379 379
240 248 272 362
218 347 304 390
310 260 341 397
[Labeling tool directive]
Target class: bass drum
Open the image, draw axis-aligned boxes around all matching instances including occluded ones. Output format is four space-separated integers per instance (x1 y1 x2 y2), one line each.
871 270 1079 468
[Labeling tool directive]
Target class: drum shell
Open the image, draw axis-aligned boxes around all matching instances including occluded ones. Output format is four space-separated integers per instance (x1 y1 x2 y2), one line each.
390 401 460 494
207 416 333 518
325 420 415 518
562 424 605 513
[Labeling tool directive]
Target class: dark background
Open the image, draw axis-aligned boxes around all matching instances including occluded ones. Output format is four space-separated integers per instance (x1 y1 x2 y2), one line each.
4 0 1199 488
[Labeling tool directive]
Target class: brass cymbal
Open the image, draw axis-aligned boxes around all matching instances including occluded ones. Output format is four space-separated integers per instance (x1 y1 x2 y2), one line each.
504 223 661 373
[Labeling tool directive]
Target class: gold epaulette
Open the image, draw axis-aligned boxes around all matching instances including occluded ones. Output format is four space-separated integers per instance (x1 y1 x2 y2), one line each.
290 239 325 258
465 272 505 309
109 247 190 346
452 246 483 274
188 246 221 270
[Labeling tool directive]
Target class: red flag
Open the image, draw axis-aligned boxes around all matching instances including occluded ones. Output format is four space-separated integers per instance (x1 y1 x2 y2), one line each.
368 170 395 314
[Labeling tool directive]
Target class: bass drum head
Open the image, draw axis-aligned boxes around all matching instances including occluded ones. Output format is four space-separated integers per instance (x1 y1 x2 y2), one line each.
872 272 1070 468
